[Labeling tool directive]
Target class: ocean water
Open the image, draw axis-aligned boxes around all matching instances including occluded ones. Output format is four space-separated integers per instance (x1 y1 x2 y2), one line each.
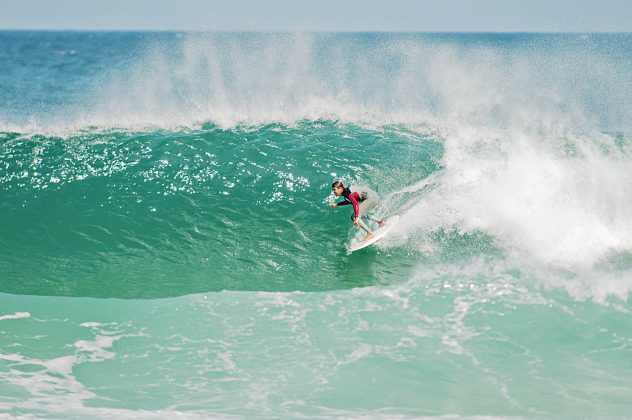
1 31 632 418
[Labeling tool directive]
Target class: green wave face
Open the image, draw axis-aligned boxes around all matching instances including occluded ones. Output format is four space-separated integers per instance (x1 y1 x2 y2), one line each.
0 123 441 298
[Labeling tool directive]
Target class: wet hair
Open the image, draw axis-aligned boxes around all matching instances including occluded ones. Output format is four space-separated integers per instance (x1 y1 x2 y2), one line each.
332 180 344 189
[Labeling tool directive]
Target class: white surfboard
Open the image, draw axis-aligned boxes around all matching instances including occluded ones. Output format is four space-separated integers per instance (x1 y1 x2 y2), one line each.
348 215 400 252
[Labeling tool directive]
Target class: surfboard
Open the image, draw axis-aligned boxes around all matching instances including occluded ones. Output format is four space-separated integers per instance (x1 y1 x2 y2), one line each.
348 215 399 252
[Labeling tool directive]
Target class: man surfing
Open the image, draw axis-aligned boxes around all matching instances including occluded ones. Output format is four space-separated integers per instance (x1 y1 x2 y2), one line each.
329 180 384 241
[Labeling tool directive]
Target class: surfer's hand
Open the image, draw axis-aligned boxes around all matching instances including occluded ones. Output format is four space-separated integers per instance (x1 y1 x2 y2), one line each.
328 203 336 208
353 218 359 226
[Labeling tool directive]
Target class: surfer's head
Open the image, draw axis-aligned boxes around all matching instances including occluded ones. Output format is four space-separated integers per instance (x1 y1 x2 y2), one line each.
332 180 344 196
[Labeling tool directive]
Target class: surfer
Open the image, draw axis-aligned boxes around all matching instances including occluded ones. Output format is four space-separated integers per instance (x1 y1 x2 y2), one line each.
329 180 384 241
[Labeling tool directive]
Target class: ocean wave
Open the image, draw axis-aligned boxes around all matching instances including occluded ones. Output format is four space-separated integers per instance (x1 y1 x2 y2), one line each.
3 33 632 302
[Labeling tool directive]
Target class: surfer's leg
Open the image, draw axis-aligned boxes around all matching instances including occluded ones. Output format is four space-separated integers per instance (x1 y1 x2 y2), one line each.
358 193 381 236
360 196 383 227
359 219 374 240
366 214 383 224
357 218 372 234
358 193 379 216
351 212 374 238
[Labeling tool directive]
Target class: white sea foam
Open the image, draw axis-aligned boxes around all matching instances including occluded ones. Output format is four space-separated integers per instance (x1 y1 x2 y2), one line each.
0 312 30 321
396 129 632 266
0 319 155 417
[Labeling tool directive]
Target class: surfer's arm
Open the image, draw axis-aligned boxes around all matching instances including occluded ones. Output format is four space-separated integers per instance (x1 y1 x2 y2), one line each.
348 193 360 219
331 200 351 207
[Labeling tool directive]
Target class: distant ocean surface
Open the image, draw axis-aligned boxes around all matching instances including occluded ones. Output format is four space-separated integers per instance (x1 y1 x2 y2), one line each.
2 31 632 418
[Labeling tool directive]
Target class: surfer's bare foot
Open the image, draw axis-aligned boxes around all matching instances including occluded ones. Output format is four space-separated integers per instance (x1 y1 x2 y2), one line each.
364 232 375 241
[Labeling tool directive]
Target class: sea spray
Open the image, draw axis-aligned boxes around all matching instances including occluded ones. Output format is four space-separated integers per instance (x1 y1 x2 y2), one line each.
79 33 631 131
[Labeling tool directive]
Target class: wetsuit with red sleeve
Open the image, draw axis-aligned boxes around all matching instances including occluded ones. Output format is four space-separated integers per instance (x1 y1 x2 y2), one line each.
336 186 365 219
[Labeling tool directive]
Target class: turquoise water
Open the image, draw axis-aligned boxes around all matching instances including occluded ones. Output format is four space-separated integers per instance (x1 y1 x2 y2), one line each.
2 31 632 418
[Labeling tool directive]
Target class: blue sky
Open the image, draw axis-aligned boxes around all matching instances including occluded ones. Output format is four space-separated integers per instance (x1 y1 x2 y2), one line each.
0 0 631 32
